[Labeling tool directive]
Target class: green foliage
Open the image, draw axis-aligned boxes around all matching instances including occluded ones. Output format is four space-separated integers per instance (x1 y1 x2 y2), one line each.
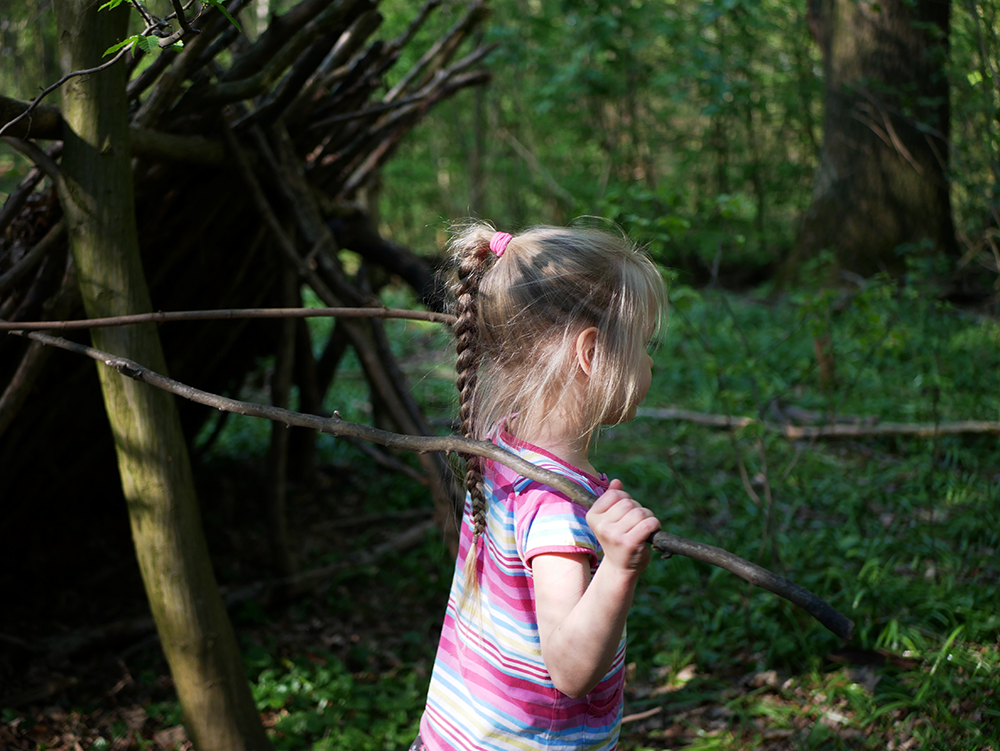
377 0 1000 283
380 0 824 275
99 0 235 57
601 283 999 748
249 652 425 750
104 33 175 57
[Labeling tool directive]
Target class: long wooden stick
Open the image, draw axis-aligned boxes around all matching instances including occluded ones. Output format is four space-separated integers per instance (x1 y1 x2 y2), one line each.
0 306 456 331
6 324 855 641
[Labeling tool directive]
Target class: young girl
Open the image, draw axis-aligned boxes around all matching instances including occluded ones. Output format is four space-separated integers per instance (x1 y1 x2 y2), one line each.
413 223 666 751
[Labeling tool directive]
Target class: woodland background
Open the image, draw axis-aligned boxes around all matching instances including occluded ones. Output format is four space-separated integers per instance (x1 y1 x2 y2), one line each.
0 0 998 749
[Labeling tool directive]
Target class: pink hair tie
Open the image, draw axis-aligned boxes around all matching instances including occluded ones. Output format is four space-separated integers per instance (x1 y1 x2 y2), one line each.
489 231 513 258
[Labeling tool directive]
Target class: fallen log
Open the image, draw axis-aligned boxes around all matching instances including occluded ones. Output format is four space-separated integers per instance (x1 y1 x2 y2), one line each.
636 407 1000 438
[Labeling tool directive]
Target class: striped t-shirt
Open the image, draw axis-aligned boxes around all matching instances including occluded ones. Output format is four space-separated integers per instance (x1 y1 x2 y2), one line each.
418 426 625 751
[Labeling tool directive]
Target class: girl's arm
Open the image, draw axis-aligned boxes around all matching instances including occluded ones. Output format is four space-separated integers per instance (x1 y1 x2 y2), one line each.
532 479 660 699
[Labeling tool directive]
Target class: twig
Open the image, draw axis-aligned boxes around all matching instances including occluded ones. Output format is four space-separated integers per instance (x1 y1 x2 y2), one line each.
308 90 445 130
497 128 576 209
1 138 61 181
0 220 66 295
337 69 491 197
635 407 1000 438
382 0 487 103
261 8 383 127
0 305 456 331
0 162 47 236
622 706 663 724
169 0 200 37
341 434 429 485
3 325 856 641
0 47 129 140
188 0 360 107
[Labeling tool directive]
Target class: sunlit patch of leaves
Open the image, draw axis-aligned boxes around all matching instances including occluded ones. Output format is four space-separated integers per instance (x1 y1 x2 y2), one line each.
249 650 426 751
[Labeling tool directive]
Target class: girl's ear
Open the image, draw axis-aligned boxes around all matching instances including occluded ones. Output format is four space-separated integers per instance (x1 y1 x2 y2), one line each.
574 327 599 377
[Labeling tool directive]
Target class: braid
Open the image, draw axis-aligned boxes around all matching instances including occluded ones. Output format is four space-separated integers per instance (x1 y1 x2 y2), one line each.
454 255 483 447
453 233 492 609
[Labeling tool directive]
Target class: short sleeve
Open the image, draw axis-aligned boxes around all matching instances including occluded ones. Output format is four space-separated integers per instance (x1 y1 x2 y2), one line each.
513 484 600 569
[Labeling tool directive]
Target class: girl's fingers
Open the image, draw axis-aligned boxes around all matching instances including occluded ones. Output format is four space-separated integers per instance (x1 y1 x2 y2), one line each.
612 509 660 545
588 481 661 562
588 485 631 515
588 496 636 529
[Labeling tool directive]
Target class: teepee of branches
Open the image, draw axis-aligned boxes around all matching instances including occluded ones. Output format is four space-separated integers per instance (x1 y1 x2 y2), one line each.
1 0 490 550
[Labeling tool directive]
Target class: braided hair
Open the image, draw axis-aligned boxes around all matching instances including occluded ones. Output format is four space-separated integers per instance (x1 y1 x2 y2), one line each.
448 221 666 607
451 224 494 610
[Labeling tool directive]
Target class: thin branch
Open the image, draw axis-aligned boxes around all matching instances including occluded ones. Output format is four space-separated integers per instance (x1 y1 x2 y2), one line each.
0 306 456 332
0 97 63 141
385 0 442 56
3 325 855 641
0 220 66 295
189 0 359 107
308 89 445 131
1 138 61 181
498 128 576 209
0 162 47 236
635 407 1000 438
169 0 200 36
0 48 129 140
382 0 487 103
277 8 384 126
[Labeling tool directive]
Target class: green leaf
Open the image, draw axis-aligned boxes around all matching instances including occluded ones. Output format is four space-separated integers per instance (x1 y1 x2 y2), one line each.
104 35 139 56
136 34 159 53
207 0 242 33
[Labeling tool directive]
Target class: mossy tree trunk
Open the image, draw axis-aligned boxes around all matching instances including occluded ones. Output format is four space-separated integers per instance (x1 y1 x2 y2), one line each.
787 0 957 279
52 1 271 749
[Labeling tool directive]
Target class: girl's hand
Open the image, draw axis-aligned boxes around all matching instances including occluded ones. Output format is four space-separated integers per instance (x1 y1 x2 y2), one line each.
586 479 661 574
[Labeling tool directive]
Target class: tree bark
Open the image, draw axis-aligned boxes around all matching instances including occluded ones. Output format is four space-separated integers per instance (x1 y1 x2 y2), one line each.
788 0 956 278
51 1 271 749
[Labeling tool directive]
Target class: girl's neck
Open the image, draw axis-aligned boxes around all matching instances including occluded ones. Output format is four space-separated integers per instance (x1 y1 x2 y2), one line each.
513 416 596 477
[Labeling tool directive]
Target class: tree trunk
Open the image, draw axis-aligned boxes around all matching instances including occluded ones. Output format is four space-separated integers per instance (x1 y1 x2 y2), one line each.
788 0 956 278
52 2 271 749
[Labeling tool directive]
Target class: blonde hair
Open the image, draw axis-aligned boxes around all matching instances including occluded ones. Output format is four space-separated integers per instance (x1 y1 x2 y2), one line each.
450 221 667 605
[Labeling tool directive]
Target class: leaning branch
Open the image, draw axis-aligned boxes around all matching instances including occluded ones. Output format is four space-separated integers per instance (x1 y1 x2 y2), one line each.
5 325 855 642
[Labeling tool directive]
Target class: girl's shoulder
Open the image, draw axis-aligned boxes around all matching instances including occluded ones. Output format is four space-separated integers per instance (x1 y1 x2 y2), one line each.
490 425 608 500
